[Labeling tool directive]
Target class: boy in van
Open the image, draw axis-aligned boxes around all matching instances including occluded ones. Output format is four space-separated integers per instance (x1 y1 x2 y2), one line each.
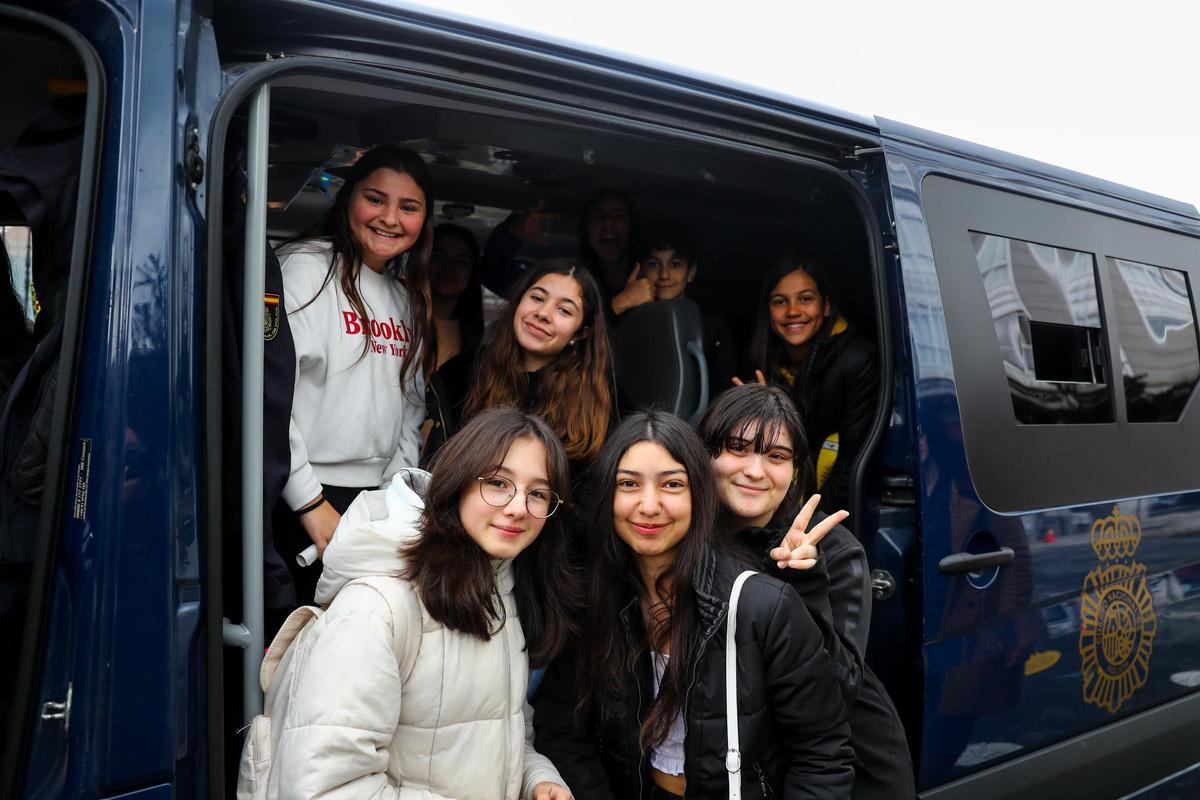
631 219 738 387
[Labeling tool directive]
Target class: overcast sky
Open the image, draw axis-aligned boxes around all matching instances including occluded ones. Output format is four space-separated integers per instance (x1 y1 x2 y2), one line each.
417 0 1199 210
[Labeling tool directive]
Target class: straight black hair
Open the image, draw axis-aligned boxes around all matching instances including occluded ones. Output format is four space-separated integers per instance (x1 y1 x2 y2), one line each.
636 219 698 264
574 409 719 751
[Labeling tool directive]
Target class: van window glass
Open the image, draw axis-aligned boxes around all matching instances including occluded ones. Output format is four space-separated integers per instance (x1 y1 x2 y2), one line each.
969 232 1112 424
1107 258 1199 422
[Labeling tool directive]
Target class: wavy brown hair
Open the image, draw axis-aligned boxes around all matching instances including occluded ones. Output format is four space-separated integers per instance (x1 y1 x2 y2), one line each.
401 408 581 667
463 258 614 462
292 144 435 384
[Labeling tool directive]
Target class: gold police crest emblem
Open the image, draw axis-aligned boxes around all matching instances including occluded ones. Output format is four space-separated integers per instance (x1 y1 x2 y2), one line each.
1078 506 1156 713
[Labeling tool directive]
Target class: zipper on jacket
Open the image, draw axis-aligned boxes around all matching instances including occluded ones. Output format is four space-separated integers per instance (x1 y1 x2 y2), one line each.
680 610 726 799
632 656 645 800
753 762 775 798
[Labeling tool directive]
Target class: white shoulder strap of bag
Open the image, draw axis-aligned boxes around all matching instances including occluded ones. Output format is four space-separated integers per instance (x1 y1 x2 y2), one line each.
726 570 757 800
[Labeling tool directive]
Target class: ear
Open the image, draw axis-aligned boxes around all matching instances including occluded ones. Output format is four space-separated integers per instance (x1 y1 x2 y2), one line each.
822 297 832 318
573 326 591 343
686 265 698 284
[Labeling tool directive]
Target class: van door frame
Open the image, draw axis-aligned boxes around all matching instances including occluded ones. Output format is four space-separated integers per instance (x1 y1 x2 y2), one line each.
202 49 895 780
0 5 104 797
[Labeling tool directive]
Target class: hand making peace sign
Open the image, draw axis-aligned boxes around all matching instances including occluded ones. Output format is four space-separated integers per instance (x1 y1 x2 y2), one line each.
768 493 849 570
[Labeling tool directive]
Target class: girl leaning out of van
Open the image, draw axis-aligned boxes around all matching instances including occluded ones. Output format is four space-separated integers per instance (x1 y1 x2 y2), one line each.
275 144 436 603
456 258 614 475
697 382 916 799
533 410 853 800
264 408 579 799
739 257 878 515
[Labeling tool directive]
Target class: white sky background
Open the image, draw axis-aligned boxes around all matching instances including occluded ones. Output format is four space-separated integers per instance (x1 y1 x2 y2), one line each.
415 0 1200 209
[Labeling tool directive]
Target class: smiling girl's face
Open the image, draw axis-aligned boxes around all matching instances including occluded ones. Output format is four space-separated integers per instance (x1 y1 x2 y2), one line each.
346 167 427 272
768 268 830 358
612 441 693 567
512 272 587 372
712 422 795 529
457 436 551 561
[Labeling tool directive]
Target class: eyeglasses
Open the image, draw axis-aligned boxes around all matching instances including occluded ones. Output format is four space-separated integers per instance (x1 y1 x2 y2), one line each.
477 475 562 519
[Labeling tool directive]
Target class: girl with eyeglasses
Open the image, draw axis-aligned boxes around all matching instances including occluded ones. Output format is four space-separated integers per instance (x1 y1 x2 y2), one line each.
265 408 579 799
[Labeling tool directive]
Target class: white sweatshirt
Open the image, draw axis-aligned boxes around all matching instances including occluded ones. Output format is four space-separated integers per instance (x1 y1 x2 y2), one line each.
278 240 425 510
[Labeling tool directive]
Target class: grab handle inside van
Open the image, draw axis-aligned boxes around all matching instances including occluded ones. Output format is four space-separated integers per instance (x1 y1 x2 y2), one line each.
937 547 1015 576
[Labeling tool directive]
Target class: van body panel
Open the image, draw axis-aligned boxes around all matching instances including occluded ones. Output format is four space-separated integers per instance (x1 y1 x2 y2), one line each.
882 133 1200 790
6 0 214 797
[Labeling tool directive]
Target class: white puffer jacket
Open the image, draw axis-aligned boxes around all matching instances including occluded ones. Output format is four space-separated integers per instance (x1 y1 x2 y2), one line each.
266 469 568 800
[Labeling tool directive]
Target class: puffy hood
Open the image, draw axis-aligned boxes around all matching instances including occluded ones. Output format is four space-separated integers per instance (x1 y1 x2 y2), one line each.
315 468 430 604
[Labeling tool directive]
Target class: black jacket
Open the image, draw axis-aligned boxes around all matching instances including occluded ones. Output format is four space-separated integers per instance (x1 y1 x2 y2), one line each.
786 319 878 517
741 519 916 799
533 548 854 799
420 346 477 468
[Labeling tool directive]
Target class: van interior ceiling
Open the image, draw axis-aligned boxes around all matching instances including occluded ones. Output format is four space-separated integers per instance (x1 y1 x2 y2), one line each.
253 76 876 336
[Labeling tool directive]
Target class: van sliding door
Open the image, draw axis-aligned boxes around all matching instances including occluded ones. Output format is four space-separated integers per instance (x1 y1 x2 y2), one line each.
880 117 1200 798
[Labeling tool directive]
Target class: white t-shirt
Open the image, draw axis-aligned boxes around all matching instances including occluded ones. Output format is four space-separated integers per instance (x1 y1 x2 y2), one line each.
649 651 686 776
278 240 425 509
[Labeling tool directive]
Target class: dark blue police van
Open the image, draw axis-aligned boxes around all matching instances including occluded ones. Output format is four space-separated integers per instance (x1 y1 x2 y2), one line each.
2 1 1198 797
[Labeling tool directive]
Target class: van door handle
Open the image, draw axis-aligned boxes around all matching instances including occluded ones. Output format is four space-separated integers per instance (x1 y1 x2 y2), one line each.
938 547 1015 575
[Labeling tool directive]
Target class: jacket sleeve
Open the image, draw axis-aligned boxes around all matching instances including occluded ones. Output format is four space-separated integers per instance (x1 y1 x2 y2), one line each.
818 337 879 515
747 527 862 703
824 533 873 661
272 583 434 800
522 701 571 799
532 654 616 800
758 582 855 798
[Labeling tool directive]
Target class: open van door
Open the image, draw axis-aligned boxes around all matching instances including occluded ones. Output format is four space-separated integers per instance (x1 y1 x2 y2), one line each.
0 1 221 797
879 117 1200 798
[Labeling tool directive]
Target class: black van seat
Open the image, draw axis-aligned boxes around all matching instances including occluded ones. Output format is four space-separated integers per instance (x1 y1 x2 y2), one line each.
612 297 709 422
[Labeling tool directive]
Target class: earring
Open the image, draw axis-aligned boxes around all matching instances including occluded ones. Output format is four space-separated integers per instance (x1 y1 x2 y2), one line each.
569 339 576 346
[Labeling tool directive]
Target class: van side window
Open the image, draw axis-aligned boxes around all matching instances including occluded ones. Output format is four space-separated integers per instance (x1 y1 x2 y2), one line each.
970 232 1111 424
1106 258 1199 422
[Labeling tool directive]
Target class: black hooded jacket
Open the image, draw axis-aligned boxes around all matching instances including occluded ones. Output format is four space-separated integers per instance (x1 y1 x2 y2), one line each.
533 547 853 799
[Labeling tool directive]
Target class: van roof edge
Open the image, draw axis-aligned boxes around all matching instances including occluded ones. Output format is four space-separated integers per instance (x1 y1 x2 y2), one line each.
876 116 1200 221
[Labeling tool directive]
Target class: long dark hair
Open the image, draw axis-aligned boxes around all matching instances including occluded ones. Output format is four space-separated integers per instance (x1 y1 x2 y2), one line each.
746 256 838 393
697 382 811 529
402 408 581 666
292 144 436 384
432 222 485 357
575 410 720 751
463 258 614 462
